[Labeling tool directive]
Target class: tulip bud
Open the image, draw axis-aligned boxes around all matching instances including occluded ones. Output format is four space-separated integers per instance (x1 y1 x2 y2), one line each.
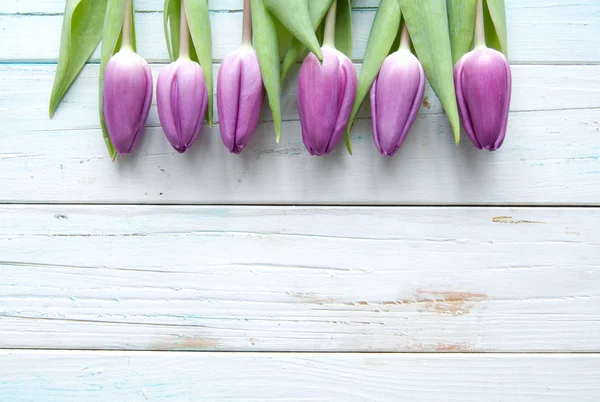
297 2 357 156
157 59 208 153
103 49 153 156
454 47 511 151
454 0 512 151
370 26 425 157
298 47 357 156
218 47 265 154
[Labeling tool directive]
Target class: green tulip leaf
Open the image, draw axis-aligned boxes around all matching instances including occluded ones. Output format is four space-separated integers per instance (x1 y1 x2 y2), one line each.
99 0 131 160
345 0 401 154
49 0 107 118
400 0 460 144
275 18 292 58
264 0 323 60
252 0 282 141
164 0 181 60
186 0 214 125
447 0 477 65
485 0 508 56
281 0 334 81
335 0 352 58
448 0 507 64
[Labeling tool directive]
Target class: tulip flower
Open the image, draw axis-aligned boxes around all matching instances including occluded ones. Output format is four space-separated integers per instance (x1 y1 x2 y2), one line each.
102 2 152 156
370 24 425 157
157 59 208 153
297 0 357 156
217 0 265 154
157 2 208 153
454 0 512 151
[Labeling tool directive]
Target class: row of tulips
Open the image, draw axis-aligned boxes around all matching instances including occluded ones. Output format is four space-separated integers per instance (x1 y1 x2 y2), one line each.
50 0 511 160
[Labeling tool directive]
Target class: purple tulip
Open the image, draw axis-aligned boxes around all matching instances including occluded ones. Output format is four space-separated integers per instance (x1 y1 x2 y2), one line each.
103 50 153 156
298 47 357 156
157 59 208 153
370 50 425 157
454 48 511 151
217 47 264 154
454 0 512 152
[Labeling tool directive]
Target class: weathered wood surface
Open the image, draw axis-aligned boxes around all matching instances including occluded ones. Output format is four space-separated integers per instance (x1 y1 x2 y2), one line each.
1 351 599 402
1 63 599 204
1 205 598 351
1 0 599 400
2 1 599 63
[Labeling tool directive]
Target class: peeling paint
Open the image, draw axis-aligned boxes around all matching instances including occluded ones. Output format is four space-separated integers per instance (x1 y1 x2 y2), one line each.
493 216 546 224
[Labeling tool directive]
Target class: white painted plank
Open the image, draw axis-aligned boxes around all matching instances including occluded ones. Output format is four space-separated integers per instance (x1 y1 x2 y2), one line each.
1 104 599 204
0 351 599 401
1 114 598 205
2 64 600 205
1 205 599 351
5 64 599 131
1 0 381 13
1 0 599 63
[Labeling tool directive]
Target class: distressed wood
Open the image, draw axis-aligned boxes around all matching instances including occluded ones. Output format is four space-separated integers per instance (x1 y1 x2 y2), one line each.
1 205 599 351
0 351 599 401
1 0 599 63
1 0 600 398
5 64 600 129
1 64 599 205
2 0 381 13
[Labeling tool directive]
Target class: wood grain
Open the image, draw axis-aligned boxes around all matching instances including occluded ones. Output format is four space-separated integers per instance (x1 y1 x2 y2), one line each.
1 351 599 401
1 205 598 351
1 63 599 205
2 0 599 399
1 0 599 63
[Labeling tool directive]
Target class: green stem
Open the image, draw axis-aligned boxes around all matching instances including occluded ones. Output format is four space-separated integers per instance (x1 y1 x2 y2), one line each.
179 0 190 59
323 0 337 48
242 0 252 46
398 22 410 51
474 0 486 49
121 0 133 51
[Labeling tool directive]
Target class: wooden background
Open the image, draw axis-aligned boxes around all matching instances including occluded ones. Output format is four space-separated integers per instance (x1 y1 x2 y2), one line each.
1 0 599 400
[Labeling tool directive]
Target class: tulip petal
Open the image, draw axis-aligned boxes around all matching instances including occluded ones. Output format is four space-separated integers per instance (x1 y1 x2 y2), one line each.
217 53 243 153
371 51 424 156
298 50 339 155
455 49 511 151
103 51 153 156
493 56 512 150
454 56 481 149
99 0 132 160
158 60 207 153
345 0 401 154
331 55 357 153
234 51 264 153
370 75 381 153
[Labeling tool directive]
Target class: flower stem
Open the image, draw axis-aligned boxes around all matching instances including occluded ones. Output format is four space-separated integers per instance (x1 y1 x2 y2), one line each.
474 0 486 49
121 0 133 51
398 22 410 51
242 0 252 46
179 0 190 59
323 0 337 48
